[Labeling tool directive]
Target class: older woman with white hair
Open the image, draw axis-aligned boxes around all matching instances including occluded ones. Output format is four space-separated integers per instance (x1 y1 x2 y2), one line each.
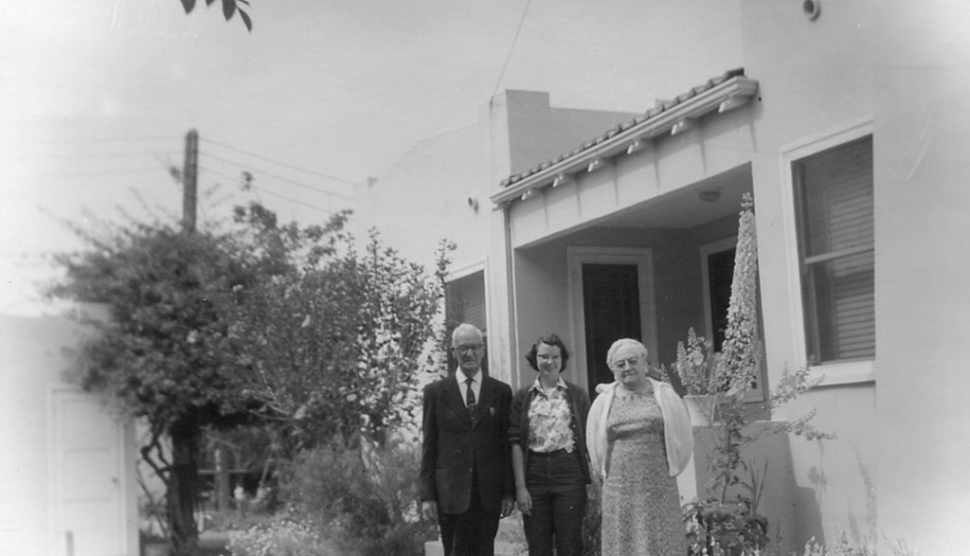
586 338 693 556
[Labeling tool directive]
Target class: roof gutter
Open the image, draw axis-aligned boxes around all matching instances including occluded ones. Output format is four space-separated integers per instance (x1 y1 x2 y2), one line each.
489 76 759 206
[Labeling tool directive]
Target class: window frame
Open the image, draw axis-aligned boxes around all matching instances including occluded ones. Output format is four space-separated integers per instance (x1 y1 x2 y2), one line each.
779 119 876 386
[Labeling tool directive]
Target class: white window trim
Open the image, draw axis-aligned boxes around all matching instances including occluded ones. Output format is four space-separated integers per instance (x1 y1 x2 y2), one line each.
778 118 875 386
447 257 488 282
446 257 490 350
446 258 490 322
566 247 658 391
699 237 739 343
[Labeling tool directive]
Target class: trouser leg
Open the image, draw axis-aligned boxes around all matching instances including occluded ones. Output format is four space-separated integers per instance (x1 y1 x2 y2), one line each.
523 487 554 556
438 513 457 556
449 469 499 556
524 449 588 556
551 486 587 556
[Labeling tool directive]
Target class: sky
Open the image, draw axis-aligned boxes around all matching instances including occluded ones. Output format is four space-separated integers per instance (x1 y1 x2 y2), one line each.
1 0 742 315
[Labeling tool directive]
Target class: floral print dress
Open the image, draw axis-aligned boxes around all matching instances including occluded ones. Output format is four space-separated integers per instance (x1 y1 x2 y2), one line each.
602 392 686 556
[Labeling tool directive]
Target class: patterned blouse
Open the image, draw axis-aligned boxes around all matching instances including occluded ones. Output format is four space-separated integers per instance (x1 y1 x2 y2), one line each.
527 378 576 453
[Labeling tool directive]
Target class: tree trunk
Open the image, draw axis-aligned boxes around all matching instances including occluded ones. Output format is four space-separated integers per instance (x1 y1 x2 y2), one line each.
167 419 201 556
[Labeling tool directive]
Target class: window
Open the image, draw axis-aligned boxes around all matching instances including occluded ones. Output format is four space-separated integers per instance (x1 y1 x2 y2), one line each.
445 270 486 333
791 135 874 363
445 269 488 374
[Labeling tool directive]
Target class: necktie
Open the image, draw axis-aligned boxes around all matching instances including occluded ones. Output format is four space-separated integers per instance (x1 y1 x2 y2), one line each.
465 377 476 408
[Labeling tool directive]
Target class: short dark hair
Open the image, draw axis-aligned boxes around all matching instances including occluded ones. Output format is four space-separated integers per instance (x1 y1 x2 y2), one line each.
524 333 570 372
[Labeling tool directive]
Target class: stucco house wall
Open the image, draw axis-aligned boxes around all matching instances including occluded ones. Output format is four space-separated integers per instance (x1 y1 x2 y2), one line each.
736 0 879 548
355 91 636 383
358 1 970 553
872 2 970 554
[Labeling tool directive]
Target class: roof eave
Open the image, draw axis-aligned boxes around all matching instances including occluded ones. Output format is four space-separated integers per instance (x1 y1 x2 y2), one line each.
489 76 759 206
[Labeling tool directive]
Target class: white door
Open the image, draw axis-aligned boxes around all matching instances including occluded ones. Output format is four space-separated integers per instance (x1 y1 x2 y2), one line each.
50 390 130 556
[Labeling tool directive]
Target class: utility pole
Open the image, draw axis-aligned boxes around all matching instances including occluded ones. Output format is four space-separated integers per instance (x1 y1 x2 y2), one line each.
182 129 199 232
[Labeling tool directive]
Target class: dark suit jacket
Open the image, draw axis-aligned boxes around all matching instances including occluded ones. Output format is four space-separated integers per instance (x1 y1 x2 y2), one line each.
419 373 514 516
507 379 592 485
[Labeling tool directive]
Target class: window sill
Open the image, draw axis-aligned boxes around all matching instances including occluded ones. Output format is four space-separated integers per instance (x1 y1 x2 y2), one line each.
807 359 875 387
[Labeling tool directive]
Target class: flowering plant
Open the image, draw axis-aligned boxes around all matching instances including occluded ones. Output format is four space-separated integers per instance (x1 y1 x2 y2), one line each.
665 195 761 398
228 517 342 556
680 194 832 556
666 327 721 396
683 496 768 556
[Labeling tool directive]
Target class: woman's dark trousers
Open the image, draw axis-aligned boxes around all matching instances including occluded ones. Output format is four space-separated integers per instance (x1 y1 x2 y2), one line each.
523 449 587 556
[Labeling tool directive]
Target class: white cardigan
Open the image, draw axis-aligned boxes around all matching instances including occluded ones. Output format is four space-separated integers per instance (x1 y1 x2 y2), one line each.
586 378 693 480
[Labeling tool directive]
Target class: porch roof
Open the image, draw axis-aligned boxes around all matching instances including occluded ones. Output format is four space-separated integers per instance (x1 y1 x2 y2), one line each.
491 68 758 206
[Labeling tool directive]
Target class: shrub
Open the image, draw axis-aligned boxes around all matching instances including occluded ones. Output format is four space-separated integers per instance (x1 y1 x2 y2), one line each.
789 533 917 556
794 535 873 556
227 517 346 556
684 496 768 556
279 433 437 556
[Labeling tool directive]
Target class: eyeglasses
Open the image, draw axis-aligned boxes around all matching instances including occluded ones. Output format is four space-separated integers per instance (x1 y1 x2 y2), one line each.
611 357 641 370
537 354 562 361
452 344 484 353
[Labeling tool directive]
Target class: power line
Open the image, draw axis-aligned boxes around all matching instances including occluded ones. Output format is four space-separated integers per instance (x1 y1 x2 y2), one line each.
34 134 179 144
21 150 181 159
198 165 248 184
200 137 360 187
198 165 265 204
199 151 355 200
194 165 261 208
490 0 533 99
44 166 167 179
198 165 341 216
251 186 337 216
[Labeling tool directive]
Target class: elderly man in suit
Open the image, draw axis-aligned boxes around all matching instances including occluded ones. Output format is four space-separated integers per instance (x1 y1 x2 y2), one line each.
420 323 515 556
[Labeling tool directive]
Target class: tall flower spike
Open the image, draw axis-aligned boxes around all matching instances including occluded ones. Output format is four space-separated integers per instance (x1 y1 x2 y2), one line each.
716 192 761 396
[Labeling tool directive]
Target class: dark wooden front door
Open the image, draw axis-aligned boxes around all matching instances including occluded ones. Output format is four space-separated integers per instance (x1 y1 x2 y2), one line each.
581 263 642 394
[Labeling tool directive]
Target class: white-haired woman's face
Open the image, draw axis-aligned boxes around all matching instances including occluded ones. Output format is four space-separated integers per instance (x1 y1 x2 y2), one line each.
610 344 647 388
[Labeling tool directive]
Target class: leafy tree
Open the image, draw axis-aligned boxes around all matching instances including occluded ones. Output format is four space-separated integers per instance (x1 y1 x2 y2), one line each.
52 201 452 554
51 218 262 556
221 204 454 454
180 0 253 32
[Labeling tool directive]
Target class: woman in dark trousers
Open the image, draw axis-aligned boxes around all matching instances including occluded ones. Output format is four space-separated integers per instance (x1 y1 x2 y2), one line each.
508 333 591 556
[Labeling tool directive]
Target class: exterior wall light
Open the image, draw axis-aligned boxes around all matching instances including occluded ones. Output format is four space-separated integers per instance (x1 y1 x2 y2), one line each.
803 0 821 21
699 189 722 203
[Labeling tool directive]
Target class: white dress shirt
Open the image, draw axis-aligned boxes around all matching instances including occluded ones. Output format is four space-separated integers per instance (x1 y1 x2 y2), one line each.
457 369 482 407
